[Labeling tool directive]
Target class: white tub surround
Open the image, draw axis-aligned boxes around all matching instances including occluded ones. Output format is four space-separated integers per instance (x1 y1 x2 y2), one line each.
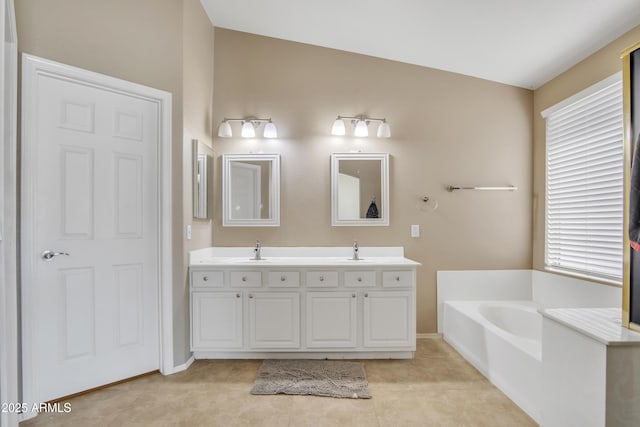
189 246 419 359
437 269 624 425
442 300 542 423
540 308 640 427
436 270 532 333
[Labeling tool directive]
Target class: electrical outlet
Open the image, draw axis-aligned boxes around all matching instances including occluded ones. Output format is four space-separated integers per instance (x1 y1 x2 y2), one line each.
186 224 192 240
411 224 420 238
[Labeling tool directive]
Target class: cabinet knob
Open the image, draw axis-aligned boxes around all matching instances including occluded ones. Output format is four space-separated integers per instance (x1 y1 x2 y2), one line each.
249 294 254 299
203 276 208 282
352 293 356 298
236 293 241 298
395 276 400 281
319 276 325 282
364 293 369 298
357 277 362 282
242 276 247 282
281 276 286 282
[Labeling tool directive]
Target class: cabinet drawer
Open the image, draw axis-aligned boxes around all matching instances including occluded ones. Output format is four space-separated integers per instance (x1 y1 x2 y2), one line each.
267 271 300 288
306 271 339 288
382 271 413 288
192 271 224 288
344 271 376 287
229 271 262 288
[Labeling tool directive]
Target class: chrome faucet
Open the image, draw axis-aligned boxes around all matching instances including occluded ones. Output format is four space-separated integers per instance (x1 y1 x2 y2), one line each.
253 240 262 260
352 240 360 260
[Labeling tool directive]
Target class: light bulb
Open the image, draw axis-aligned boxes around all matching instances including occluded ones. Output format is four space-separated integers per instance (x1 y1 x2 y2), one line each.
263 121 278 138
377 121 391 138
241 121 256 138
217 121 232 138
354 120 368 137
331 118 346 136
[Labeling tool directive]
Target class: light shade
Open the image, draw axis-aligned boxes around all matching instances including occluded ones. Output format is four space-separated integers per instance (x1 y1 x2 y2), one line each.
241 121 256 138
217 121 232 138
263 121 278 138
331 118 346 136
354 120 368 137
377 121 391 138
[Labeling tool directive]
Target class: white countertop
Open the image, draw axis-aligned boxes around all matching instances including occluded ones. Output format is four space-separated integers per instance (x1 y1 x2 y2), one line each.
189 246 421 268
540 307 640 346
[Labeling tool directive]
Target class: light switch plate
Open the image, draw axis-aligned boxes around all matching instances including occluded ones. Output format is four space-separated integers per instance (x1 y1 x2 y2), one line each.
186 224 192 240
411 224 420 238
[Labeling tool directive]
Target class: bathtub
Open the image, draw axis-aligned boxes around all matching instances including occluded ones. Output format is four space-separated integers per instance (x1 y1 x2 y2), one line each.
442 300 542 423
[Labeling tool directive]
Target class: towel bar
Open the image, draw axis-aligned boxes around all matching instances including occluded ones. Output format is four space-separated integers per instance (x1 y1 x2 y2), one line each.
447 185 517 192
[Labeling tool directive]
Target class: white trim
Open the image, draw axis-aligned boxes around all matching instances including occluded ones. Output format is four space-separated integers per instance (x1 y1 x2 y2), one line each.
164 354 195 375
20 54 173 408
193 351 414 359
540 72 622 118
1 1 18 426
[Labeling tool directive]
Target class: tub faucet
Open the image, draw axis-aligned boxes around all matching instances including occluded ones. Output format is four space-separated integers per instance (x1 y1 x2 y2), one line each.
253 240 262 260
352 240 360 260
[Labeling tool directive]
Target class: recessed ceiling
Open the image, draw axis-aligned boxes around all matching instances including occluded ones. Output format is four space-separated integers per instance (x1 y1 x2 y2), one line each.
200 0 640 89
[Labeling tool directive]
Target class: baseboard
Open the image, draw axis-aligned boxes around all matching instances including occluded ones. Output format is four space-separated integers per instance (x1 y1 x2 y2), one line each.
165 354 195 375
416 333 442 339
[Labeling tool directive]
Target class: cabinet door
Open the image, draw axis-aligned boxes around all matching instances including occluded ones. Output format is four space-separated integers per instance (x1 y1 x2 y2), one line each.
306 292 357 348
192 292 243 350
248 292 300 348
363 291 413 348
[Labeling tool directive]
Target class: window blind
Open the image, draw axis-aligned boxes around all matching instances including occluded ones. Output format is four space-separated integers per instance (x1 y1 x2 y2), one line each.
545 77 624 281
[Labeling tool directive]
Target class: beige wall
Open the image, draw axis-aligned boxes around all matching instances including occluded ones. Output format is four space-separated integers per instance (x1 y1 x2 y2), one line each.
212 29 533 333
532 25 640 272
180 0 215 365
16 0 214 365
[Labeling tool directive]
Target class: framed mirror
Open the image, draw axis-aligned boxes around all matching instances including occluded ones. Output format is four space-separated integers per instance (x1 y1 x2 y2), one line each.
331 153 389 226
222 153 280 227
192 139 212 219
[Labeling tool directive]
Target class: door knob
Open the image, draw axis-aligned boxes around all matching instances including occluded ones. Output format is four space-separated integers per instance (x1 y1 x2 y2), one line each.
41 250 70 261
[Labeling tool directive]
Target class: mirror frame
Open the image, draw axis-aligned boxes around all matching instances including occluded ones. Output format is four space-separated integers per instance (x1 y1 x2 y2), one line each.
331 152 389 226
222 153 280 227
192 139 211 219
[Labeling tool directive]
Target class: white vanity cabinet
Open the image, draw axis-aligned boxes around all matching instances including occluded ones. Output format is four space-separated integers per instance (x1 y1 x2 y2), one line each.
306 291 357 348
363 291 413 347
248 291 300 348
189 246 419 359
191 291 243 349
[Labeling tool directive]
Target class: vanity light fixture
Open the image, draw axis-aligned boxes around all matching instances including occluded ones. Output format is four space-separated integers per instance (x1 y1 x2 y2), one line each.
331 115 391 138
217 118 278 139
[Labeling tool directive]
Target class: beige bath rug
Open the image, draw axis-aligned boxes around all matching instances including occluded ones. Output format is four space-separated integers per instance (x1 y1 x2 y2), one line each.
250 359 371 399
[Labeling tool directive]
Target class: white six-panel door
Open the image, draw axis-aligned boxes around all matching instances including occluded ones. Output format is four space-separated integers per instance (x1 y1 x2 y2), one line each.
21 55 168 404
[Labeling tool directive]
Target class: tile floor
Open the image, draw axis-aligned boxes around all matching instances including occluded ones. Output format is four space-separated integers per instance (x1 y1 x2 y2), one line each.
21 337 536 426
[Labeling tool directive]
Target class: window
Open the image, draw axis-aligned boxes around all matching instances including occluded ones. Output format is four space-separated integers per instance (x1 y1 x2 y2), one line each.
542 73 624 283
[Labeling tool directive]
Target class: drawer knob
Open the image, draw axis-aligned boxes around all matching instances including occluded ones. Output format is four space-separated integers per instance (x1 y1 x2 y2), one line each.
319 276 325 282
352 293 356 298
236 293 241 298
395 276 400 281
249 294 253 299
357 277 362 282
242 276 247 282
281 276 286 282
203 276 208 282
364 293 369 298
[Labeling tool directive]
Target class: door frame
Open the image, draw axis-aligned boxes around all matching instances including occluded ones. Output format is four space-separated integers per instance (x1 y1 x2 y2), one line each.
1 0 18 426
20 54 174 409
